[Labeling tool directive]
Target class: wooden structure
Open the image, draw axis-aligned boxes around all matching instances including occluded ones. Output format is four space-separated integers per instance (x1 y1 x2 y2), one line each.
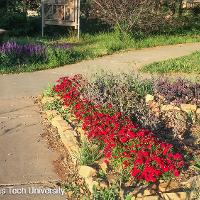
183 0 200 8
41 0 80 37
0 29 6 44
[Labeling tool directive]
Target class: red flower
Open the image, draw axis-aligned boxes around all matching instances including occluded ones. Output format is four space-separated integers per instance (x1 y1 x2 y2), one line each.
53 75 185 183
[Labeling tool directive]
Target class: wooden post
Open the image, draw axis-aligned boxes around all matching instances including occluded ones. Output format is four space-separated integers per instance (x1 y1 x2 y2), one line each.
77 0 80 39
41 1 45 37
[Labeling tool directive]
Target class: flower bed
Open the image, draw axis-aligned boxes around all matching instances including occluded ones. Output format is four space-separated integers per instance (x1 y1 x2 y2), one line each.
0 40 74 73
53 75 185 183
0 41 47 64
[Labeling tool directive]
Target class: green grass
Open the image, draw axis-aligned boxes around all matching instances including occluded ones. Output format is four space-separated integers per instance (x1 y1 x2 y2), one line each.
141 51 200 74
1 30 200 74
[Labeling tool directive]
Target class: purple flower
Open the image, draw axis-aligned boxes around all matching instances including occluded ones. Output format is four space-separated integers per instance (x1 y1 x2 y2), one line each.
0 41 23 54
0 41 46 56
154 78 200 106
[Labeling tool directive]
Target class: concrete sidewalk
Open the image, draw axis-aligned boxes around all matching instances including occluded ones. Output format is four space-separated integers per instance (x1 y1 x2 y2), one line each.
0 42 199 99
0 98 67 199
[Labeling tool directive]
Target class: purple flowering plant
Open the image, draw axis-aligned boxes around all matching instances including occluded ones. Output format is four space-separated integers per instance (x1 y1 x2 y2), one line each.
154 78 200 106
0 41 48 65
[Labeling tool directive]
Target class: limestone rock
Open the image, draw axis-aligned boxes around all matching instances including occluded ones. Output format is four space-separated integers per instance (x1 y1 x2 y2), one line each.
145 94 154 103
45 110 58 119
85 177 99 193
51 116 63 127
180 104 197 113
161 105 180 112
162 192 188 200
56 119 70 134
107 174 117 184
78 166 97 178
162 110 187 139
197 108 200 121
159 181 179 192
131 195 159 200
191 125 200 144
41 97 55 105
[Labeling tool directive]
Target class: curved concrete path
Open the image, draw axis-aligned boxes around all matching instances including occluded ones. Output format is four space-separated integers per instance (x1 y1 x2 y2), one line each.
0 42 200 99
0 42 200 199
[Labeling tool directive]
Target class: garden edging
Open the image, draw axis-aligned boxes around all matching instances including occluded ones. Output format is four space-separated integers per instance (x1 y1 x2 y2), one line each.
41 96 108 194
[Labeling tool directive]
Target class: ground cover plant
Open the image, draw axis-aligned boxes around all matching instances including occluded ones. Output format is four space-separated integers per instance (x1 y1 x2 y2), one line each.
1 29 200 74
154 78 200 105
53 74 185 183
141 51 200 74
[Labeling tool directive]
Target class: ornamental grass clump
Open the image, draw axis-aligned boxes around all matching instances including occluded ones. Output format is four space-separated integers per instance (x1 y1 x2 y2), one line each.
53 74 184 183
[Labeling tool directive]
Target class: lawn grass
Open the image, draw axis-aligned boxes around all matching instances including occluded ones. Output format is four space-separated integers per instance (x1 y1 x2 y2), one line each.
141 51 200 74
1 30 200 74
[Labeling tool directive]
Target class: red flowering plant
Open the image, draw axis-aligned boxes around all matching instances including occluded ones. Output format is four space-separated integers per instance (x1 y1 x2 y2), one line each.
53 75 185 183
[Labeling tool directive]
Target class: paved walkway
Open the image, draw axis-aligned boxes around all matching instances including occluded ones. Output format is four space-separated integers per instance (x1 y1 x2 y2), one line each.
0 42 200 99
0 42 200 199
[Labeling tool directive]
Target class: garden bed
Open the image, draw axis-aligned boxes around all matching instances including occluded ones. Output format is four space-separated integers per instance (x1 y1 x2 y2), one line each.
42 73 200 199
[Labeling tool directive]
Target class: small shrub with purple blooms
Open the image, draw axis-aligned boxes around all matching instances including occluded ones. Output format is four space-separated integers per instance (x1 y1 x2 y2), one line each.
154 78 200 106
0 40 74 73
0 41 48 66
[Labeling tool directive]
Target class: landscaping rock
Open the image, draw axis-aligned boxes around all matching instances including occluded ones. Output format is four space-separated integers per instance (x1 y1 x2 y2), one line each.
191 125 200 144
51 115 63 127
162 192 188 200
158 180 179 192
107 174 117 184
78 166 97 178
56 119 71 134
197 108 200 121
68 115 79 125
76 126 85 141
162 110 188 139
45 110 58 119
41 96 55 105
84 177 99 193
145 94 154 103
161 105 180 112
59 131 79 163
148 101 160 117
131 195 159 200
180 104 197 113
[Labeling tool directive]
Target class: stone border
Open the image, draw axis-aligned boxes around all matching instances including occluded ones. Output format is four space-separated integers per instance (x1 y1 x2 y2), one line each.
41 96 107 194
41 95 196 199
145 94 200 115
